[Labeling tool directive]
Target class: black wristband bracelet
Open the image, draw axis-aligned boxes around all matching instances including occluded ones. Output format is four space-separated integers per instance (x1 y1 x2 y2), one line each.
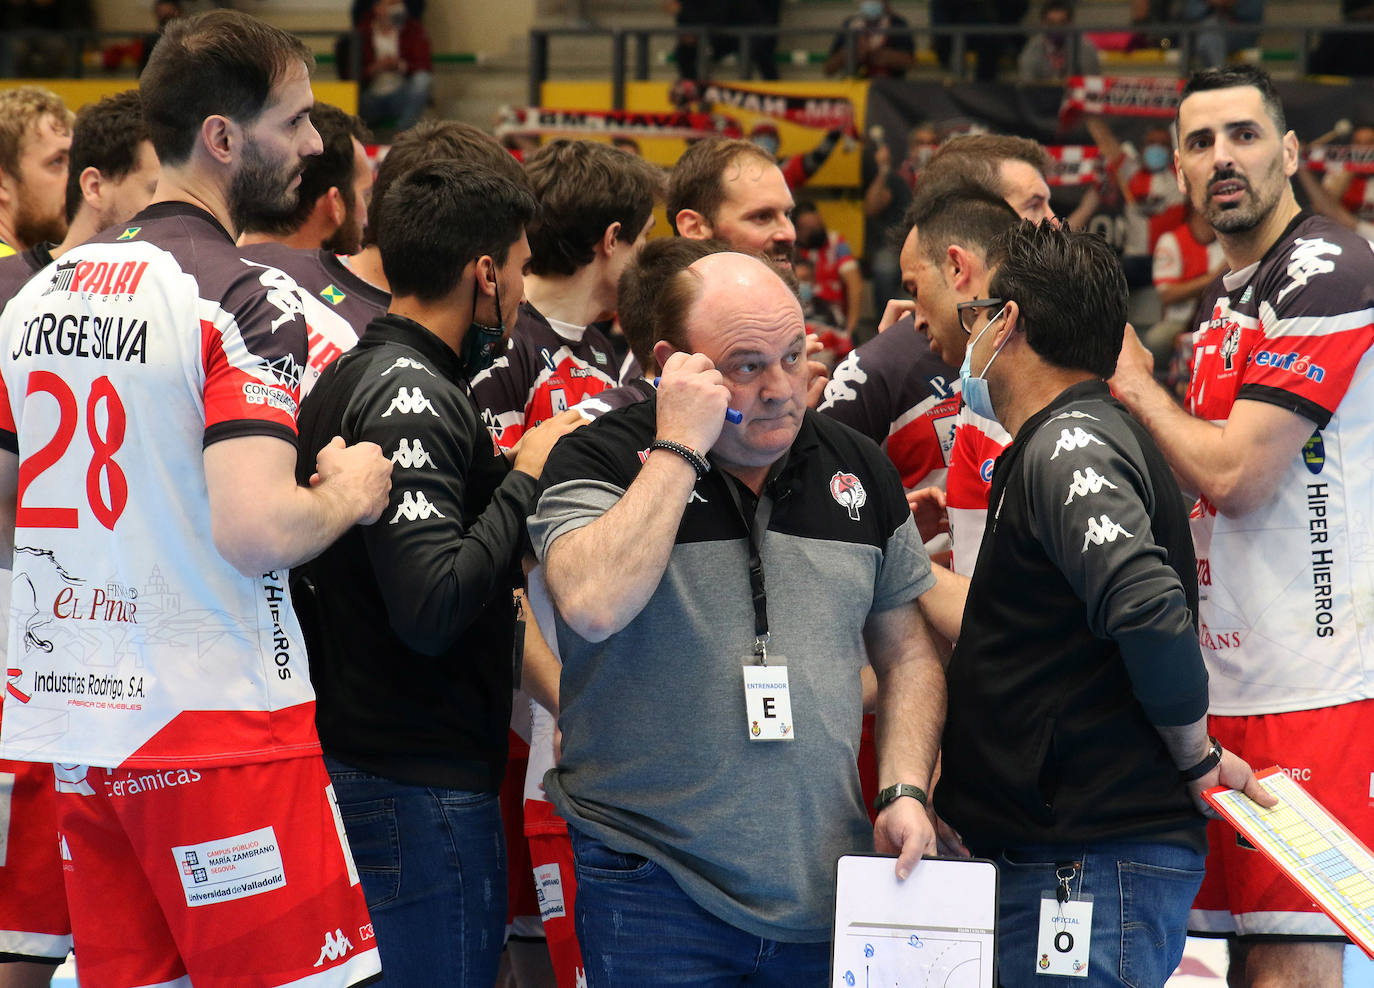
649 439 710 478
1179 735 1223 782
873 782 929 813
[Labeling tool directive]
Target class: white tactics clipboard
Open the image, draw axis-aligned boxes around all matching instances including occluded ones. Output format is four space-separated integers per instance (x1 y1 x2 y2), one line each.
832 855 998 988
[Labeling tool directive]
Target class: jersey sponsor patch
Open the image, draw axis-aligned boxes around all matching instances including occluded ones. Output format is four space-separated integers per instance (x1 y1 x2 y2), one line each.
171 825 286 907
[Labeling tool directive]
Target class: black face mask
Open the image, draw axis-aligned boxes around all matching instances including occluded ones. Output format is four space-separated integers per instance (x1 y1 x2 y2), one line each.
800 229 827 250
463 274 505 379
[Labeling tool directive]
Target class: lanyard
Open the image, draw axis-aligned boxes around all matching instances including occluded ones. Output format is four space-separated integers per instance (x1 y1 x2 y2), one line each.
721 475 774 664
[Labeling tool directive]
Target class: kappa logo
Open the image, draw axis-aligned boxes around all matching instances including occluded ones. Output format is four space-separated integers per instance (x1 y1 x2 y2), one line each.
1082 514 1133 552
1050 410 1099 423
239 259 306 331
1050 427 1106 460
53 763 95 795
1276 237 1341 304
390 491 445 524
829 470 867 520
1064 467 1118 504
382 386 440 417
818 356 867 408
313 929 354 968
380 356 434 377
391 438 437 469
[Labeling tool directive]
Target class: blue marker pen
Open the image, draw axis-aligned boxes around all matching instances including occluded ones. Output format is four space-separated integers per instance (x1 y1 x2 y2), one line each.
653 377 743 424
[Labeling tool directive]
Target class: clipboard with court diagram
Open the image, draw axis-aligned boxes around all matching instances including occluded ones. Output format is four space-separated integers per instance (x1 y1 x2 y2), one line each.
1204 766 1374 958
832 855 998 988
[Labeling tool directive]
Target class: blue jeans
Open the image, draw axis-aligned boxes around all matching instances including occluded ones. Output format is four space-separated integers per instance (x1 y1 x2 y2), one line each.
569 826 829 987
358 70 432 132
324 756 507 987
990 840 1205 988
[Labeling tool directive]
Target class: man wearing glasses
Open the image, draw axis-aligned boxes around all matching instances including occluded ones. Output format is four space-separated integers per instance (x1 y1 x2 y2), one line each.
936 220 1272 986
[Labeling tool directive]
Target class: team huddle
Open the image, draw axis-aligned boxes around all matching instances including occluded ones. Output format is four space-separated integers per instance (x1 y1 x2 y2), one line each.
0 9 1369 988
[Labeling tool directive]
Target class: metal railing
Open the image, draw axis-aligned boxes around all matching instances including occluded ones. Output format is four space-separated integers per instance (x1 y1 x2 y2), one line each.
528 21 1374 108
0 28 361 81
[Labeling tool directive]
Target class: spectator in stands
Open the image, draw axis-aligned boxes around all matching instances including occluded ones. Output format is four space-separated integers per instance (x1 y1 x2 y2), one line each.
1142 203 1223 376
357 0 433 134
863 126 921 322
748 122 846 191
1018 0 1100 81
671 0 780 81
612 135 642 156
1086 116 1188 287
1180 0 1263 68
669 136 796 271
929 0 1026 81
0 85 72 256
1317 124 1374 226
794 199 862 340
824 0 916 78
139 0 183 74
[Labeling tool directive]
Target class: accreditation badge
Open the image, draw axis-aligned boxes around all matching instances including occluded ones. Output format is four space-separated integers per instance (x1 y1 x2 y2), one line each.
742 660 794 741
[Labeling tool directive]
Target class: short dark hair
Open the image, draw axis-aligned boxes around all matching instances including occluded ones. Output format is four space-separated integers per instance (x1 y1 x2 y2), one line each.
617 237 730 371
904 176 1020 262
985 220 1127 378
140 10 313 167
65 90 150 223
523 139 665 277
379 161 536 304
667 137 776 234
792 198 820 220
922 134 1051 199
1178 65 1287 136
1042 0 1074 18
364 119 528 246
239 102 370 236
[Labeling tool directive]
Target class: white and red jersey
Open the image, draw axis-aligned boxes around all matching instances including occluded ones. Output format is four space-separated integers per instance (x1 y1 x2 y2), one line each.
1153 224 1224 324
1188 213 1374 715
945 404 1011 577
1110 148 1187 258
0 202 318 769
471 302 618 449
797 231 858 319
236 243 389 398
816 317 960 492
1338 173 1374 225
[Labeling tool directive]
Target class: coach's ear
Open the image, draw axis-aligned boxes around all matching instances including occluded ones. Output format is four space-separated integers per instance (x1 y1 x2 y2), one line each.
673 208 712 241
652 339 678 370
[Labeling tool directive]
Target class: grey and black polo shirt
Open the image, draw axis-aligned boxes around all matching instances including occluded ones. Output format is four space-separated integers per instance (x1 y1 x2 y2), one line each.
529 399 933 942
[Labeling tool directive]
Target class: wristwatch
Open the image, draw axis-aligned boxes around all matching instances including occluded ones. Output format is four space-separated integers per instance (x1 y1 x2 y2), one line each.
1180 736 1223 782
873 782 928 813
